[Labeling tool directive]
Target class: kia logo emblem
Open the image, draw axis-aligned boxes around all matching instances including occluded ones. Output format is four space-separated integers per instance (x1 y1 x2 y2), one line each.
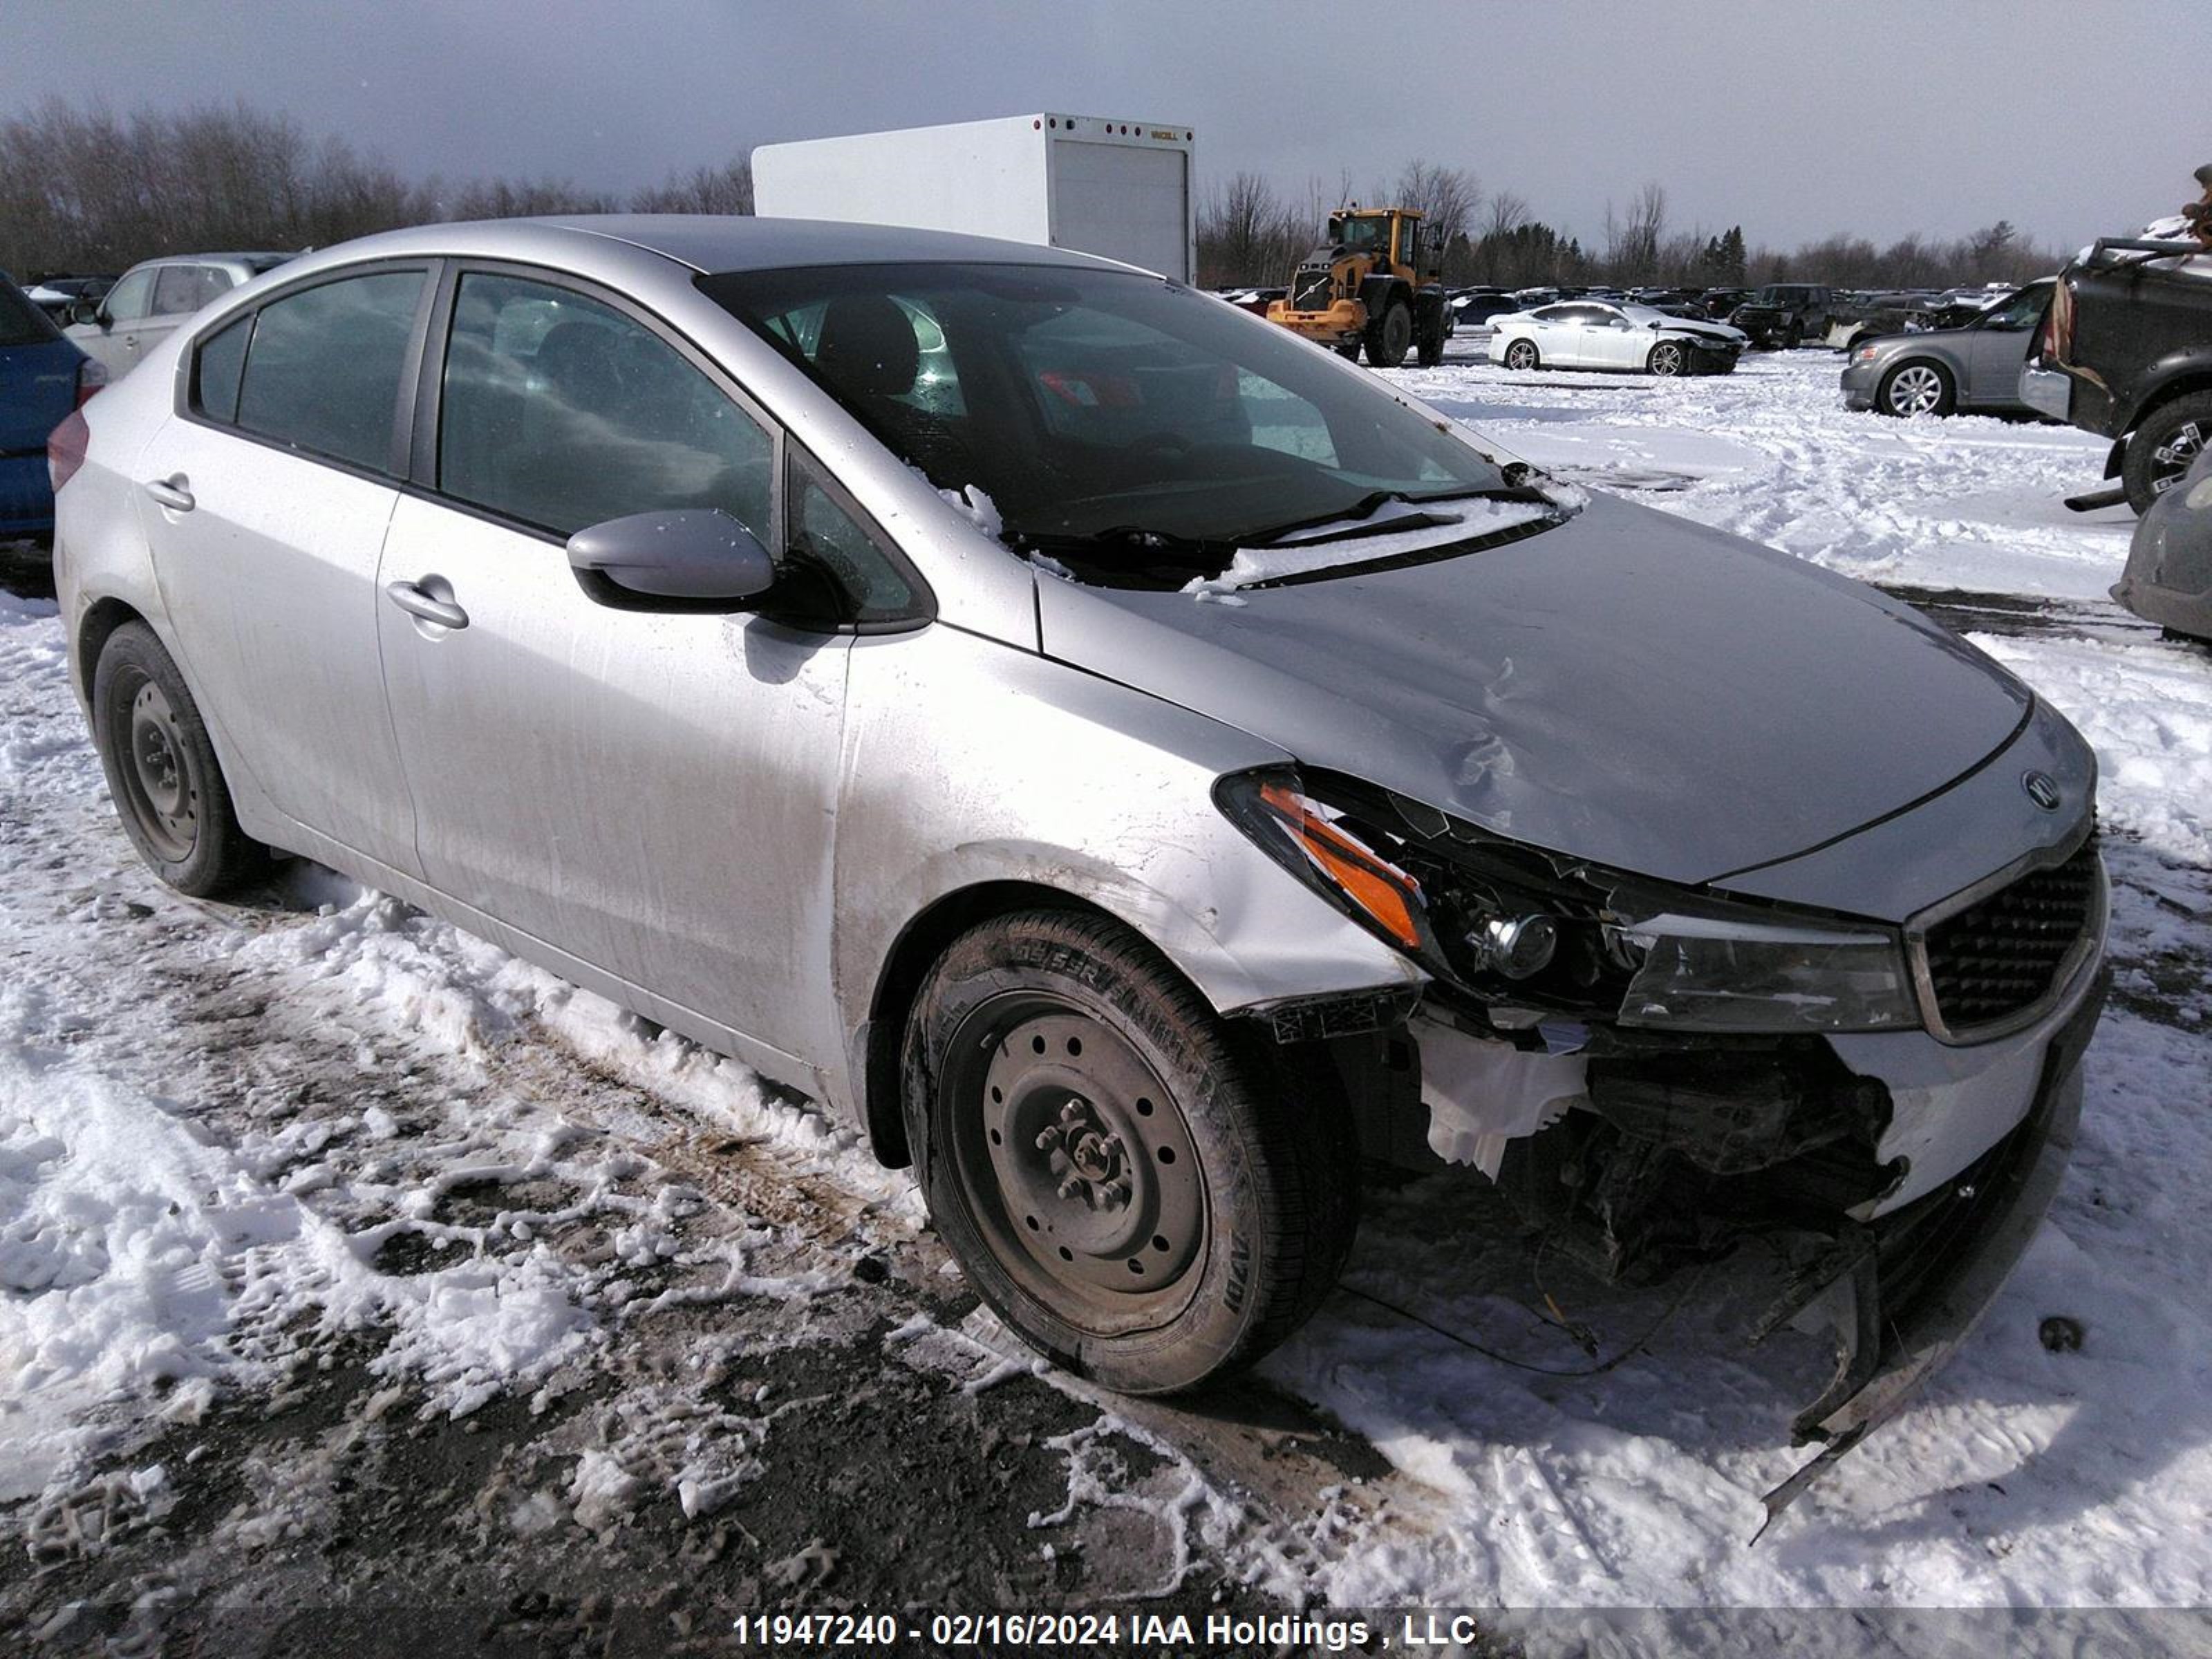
2023 771 2061 811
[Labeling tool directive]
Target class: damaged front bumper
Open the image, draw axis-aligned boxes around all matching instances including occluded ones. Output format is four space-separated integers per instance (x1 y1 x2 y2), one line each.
1756 964 2102 1526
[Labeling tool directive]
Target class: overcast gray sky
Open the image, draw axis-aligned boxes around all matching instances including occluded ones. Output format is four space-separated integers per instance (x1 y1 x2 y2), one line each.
10 0 2204 251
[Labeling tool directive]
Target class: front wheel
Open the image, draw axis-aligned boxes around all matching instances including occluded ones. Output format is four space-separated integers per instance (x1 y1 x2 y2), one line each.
1647 340 1687 377
1365 301 1414 368
1877 359 1953 418
2123 391 2212 515
91 621 266 897
901 911 1359 1394
1503 337 1540 371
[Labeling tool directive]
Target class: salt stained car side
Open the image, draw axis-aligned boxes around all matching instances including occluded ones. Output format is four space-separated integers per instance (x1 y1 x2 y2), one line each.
52 217 2104 1521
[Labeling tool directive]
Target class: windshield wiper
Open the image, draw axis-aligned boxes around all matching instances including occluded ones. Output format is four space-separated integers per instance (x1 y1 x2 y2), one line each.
1233 485 1548 549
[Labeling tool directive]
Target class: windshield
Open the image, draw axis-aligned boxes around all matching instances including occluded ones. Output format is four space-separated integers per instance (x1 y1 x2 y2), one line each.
700 262 1508 563
1330 216 1389 256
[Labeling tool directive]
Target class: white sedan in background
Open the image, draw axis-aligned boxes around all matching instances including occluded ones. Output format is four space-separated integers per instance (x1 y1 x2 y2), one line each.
1488 299 1747 376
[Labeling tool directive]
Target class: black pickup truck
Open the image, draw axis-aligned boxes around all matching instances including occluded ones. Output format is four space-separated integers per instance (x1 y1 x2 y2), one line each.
1727 284 1841 348
2023 236 2212 513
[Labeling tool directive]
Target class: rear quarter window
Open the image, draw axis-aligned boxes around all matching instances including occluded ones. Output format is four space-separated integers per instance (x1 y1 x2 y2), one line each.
193 315 252 424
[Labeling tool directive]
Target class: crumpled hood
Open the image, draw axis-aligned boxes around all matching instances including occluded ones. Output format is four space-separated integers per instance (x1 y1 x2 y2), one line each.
1034 493 2033 890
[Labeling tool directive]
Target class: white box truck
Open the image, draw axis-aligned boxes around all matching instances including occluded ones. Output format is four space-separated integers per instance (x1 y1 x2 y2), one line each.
753 114 1196 285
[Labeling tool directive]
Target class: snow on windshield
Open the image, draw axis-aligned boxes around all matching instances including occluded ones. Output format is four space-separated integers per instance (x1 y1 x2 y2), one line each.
1180 496 1559 602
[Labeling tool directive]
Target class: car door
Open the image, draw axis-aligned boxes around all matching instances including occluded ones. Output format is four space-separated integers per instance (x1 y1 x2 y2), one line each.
138 264 433 874
375 266 877 1069
1522 306 1572 364
1588 304 1641 368
67 265 156 375
1962 285 2047 406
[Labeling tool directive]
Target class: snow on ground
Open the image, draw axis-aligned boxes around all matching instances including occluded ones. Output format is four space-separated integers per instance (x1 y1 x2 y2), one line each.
3 345 2211 1647
1400 349 2139 602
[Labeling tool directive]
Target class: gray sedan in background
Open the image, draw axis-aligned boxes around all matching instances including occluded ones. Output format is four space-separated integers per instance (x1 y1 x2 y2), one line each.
1843 279 2053 417
50 216 2104 1514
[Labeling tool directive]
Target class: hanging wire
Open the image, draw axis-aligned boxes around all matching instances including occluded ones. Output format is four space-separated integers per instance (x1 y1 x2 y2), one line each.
1333 1260 1709 1380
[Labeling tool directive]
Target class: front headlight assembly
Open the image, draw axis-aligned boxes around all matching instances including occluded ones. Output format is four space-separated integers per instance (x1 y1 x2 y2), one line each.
1216 769 1922 1036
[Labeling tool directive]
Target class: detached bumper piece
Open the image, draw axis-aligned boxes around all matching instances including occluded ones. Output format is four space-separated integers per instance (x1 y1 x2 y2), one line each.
1754 971 2104 1530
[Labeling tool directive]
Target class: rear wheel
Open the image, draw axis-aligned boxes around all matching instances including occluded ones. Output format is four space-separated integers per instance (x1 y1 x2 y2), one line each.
901 910 1359 1394
1877 359 1953 418
1647 339 1688 377
2123 392 2212 515
1365 300 1414 368
1503 337 1540 371
91 621 265 897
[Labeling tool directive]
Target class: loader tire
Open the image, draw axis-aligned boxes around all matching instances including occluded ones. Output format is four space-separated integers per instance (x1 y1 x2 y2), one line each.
1365 301 1414 368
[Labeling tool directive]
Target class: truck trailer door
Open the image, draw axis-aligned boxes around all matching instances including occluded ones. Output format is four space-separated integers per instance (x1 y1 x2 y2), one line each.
1051 140 1190 283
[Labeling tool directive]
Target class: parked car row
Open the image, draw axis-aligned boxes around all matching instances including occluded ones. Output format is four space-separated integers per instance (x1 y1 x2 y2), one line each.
4 252 296 543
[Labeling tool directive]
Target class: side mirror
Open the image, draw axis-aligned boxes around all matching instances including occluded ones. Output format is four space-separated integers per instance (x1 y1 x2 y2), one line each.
566 508 776 610
68 297 105 328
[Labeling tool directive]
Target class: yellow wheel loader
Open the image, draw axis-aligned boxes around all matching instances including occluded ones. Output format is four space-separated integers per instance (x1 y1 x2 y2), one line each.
1264 206 1452 368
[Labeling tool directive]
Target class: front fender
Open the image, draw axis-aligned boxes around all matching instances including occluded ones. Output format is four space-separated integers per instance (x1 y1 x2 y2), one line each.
824 623 1423 1121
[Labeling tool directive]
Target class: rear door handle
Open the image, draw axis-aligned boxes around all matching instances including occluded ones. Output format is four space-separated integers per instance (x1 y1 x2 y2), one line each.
143 475 194 512
384 579 469 630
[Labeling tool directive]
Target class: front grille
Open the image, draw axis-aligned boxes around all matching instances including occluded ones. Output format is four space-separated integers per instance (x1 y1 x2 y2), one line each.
1290 267 1334 312
1922 841 2098 1034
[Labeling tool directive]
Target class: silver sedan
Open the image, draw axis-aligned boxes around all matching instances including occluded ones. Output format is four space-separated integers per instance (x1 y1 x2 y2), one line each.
50 218 2104 1508
1842 280 2053 417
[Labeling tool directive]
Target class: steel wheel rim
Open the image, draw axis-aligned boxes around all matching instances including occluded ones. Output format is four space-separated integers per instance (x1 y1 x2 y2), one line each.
1384 309 1411 358
122 677 197 862
945 993 1206 1334
2151 422 2204 494
1889 365 1942 414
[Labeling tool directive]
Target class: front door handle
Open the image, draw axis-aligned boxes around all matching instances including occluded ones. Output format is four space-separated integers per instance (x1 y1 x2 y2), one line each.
143 475 194 512
384 579 469 630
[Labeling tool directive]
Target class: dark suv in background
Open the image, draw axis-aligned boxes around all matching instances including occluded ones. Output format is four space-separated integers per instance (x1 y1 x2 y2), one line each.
1730 283 1841 348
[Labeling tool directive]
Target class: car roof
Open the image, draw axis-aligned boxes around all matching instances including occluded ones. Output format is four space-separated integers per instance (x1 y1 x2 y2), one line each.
543 214 1122 274
243 215 1133 296
127 252 294 272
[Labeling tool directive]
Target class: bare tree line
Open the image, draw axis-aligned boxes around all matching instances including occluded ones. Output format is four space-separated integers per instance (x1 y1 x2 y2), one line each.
0 98 753 277
5 97 2062 298
1199 165 2065 292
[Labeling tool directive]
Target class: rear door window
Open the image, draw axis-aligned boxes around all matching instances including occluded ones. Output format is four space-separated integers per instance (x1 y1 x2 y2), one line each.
437 270 774 541
234 269 425 472
151 266 203 317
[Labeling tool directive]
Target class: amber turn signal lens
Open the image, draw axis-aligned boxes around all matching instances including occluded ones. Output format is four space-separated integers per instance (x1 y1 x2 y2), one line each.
1257 781 1425 950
